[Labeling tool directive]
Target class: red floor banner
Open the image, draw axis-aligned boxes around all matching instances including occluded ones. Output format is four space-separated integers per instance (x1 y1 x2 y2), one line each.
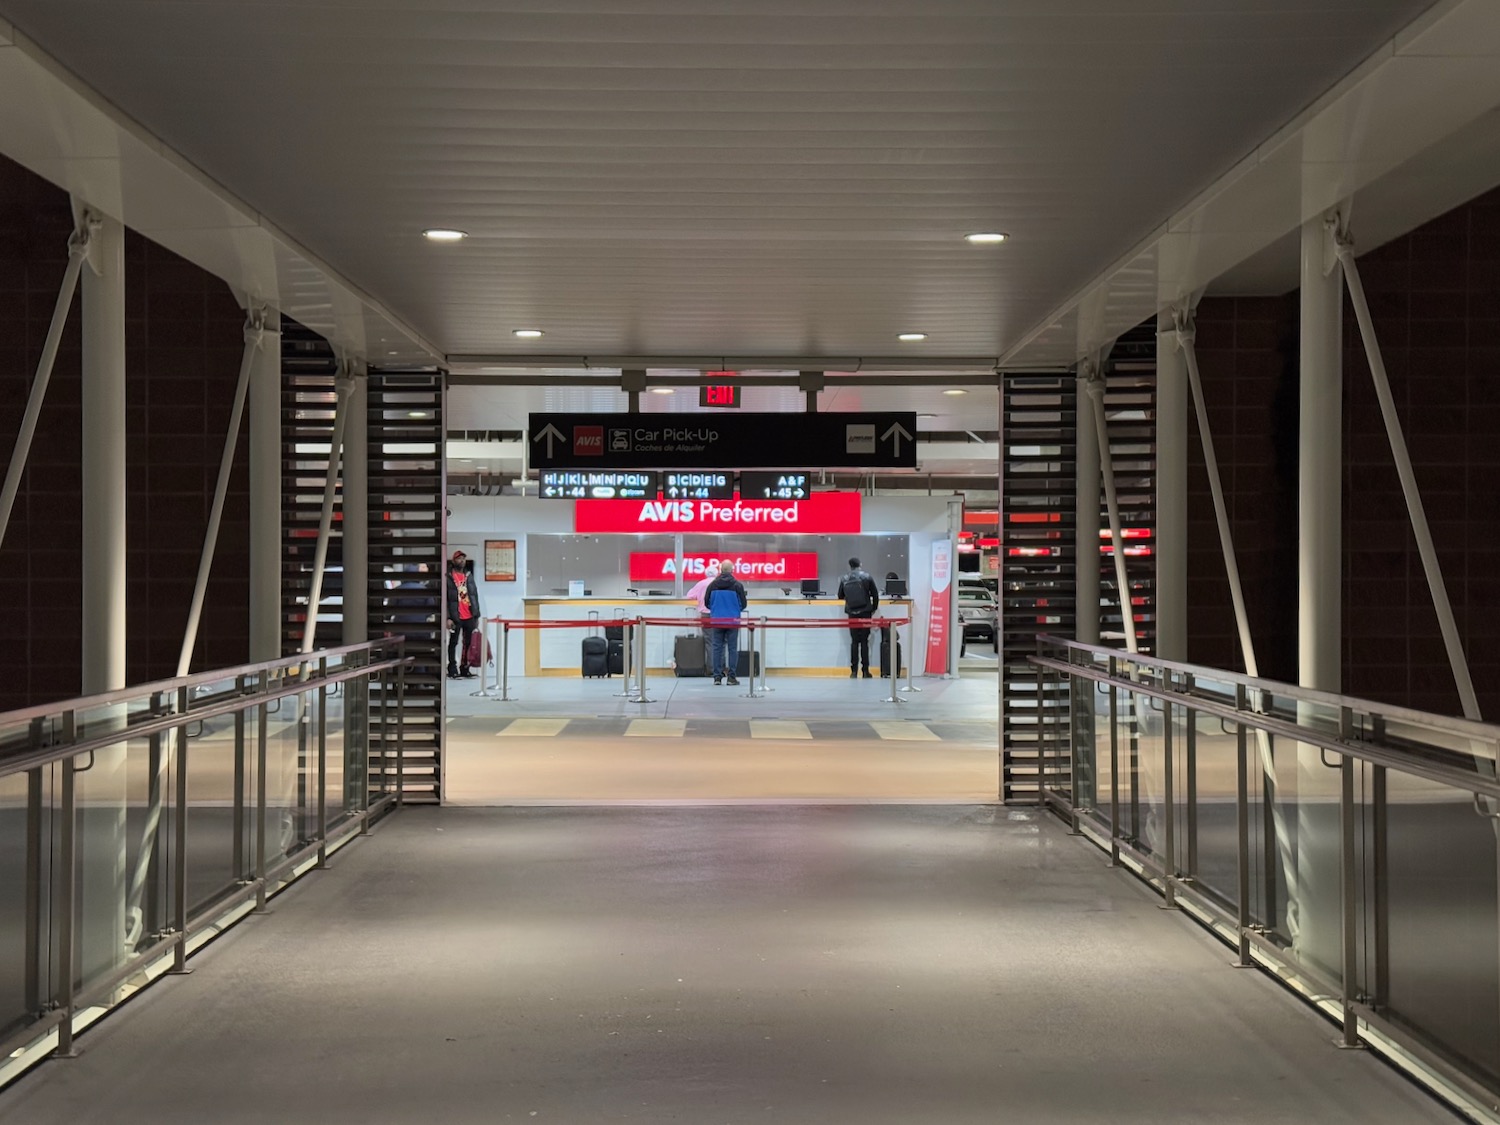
925 539 952 675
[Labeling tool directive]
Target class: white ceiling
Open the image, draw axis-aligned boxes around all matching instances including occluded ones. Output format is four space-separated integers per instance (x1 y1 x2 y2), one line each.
0 0 1446 366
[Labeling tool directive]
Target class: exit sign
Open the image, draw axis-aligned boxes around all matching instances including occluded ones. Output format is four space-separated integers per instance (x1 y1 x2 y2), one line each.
699 382 741 408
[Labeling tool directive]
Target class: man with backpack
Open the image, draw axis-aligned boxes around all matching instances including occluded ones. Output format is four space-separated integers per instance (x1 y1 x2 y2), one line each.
837 557 880 679
704 561 748 685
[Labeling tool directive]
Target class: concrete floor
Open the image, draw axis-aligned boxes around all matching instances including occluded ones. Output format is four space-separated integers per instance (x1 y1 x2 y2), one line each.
2 805 1459 1124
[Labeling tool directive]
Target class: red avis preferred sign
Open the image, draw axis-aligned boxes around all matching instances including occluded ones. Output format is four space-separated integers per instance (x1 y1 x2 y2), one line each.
574 492 861 534
630 552 819 583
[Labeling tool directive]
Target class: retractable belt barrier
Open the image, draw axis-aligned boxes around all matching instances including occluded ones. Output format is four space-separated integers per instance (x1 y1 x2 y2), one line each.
472 614 920 704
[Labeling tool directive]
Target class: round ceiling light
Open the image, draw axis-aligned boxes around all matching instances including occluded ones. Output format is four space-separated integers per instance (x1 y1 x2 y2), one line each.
897 333 928 342
512 329 544 339
943 388 968 396
965 232 1008 244
422 228 468 242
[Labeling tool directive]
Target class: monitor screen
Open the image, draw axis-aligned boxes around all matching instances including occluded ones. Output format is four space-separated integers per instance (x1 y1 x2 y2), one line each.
885 579 908 597
799 579 821 596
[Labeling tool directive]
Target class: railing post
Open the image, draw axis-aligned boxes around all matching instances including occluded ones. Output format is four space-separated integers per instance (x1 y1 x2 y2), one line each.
1338 705 1362 1049
1371 715 1389 1010
54 713 78 1058
1184 674 1199 880
1108 656 1121 867
254 671 270 914
1035 655 1047 804
1161 688 1176 908
1235 684 1252 967
233 677 247 872
171 686 192 975
499 622 512 702
25 766 42 1017
396 658 407 808
317 657 329 869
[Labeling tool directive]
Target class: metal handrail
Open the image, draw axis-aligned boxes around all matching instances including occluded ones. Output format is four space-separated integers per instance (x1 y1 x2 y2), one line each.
0 649 411 780
1035 634 1500 743
0 637 408 730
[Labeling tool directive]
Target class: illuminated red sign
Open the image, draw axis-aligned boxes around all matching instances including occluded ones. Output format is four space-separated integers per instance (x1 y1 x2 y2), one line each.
630 552 819 583
575 492 861 534
699 383 741 408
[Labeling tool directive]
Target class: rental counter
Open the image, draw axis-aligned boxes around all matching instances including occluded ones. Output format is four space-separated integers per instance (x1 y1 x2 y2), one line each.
519 596 916 676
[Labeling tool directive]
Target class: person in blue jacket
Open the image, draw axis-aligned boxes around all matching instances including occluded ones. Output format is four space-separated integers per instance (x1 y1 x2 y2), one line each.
704 561 748 685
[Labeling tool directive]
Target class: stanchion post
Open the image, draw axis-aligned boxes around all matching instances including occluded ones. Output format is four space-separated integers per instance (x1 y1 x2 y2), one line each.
742 621 758 698
499 621 512 701
884 621 904 705
757 616 772 693
631 619 655 704
902 619 921 693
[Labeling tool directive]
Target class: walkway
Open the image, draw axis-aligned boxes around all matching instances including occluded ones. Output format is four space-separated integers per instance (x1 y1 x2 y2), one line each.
2 806 1457 1124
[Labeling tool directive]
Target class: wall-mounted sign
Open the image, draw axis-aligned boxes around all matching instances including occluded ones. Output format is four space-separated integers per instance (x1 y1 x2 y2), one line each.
575 491 862 534
664 471 734 500
630 552 819 583
739 471 810 500
529 412 917 470
483 539 517 582
699 383 741 408
538 469 657 499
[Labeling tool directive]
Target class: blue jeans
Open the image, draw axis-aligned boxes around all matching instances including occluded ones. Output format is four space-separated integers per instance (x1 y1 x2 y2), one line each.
709 627 739 678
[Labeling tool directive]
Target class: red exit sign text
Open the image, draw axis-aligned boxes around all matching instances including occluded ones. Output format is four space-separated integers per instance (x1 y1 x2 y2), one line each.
699 379 741 408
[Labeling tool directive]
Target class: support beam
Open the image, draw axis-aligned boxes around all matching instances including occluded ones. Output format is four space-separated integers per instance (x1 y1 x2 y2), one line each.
1083 359 1138 653
342 371 369 646
1074 370 1100 646
81 209 126 695
799 370 824 413
248 307 283 661
178 312 266 675
622 368 645 415
1154 312 1188 661
1299 213 1343 693
301 368 355 654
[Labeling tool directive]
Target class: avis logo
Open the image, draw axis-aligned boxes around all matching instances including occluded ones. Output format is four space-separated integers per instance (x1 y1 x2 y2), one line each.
573 426 603 456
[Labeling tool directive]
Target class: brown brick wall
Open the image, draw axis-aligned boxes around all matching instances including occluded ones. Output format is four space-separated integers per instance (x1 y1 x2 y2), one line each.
0 154 251 710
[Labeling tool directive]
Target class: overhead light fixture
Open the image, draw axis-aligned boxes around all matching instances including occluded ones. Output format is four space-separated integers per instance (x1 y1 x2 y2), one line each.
422 228 467 242
943 388 969 396
407 411 429 419
965 232 1008 244
459 458 473 463
513 328 544 339
649 386 674 395
898 333 927 342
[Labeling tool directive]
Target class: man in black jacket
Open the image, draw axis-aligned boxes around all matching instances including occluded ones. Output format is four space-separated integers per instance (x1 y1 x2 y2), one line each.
836 557 879 679
445 550 482 678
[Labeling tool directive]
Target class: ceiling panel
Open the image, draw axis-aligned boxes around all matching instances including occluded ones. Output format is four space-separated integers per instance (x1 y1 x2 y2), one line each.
0 0 1436 359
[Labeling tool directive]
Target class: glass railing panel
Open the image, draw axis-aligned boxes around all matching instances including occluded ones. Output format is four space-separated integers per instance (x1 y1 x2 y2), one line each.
0 767 43 1039
1116 687 1145 851
1127 692 1167 864
1381 768 1500 1084
182 700 248 918
1187 709 1242 911
322 681 347 825
75 723 151 995
260 690 310 871
342 675 369 815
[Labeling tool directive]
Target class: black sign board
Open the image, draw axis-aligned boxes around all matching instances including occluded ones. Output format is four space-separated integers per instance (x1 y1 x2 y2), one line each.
528 412 917 470
538 470 658 500
740 471 810 500
664 471 734 500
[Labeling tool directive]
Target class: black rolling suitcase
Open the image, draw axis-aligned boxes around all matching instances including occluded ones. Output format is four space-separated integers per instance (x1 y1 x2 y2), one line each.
581 636 610 678
880 627 902 678
607 639 625 675
674 633 708 677
735 649 761 678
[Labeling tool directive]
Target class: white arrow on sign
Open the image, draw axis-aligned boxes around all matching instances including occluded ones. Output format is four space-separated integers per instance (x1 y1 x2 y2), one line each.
881 422 913 457
532 423 565 457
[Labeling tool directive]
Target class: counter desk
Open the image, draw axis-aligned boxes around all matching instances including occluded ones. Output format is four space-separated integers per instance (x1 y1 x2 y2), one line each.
517 596 916 676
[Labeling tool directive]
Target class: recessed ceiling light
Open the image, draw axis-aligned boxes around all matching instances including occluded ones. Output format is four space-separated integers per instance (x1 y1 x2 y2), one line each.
513 328 544 339
407 411 429 419
965 232 1009 244
459 458 473 463
649 386 674 395
898 333 927 342
421 228 467 242
943 388 968 396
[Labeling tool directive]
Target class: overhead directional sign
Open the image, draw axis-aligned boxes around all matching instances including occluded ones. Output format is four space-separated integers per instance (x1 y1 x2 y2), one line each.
740 471 810 500
664 471 734 499
538 470 658 500
528 412 918 470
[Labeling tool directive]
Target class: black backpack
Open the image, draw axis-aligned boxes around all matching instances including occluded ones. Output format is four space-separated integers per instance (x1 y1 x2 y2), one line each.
843 573 872 613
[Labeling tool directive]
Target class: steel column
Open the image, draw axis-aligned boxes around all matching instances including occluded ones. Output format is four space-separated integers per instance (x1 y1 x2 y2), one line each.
301 370 356 654
1154 312 1188 661
1083 361 1137 652
1075 372 1100 646
342 374 369 646
248 306 283 662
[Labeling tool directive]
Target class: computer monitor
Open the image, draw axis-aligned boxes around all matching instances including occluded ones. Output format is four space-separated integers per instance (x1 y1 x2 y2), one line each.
885 579 908 598
800 579 821 598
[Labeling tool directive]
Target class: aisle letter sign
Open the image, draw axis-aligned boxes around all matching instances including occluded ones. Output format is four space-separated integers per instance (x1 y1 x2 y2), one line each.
926 539 952 675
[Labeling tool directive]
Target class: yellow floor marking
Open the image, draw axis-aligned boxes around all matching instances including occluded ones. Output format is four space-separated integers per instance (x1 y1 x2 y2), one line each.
870 721 940 742
496 718 570 737
625 719 687 737
749 720 813 740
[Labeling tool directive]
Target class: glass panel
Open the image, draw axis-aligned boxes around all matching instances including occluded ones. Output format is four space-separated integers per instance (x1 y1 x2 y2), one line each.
1189 709 1242 911
1379 768 1500 1083
183 699 246 918
0 768 43 1039
74 717 140 995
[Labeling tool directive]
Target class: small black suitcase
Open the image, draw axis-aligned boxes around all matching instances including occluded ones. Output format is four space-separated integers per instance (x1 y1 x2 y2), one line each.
734 649 761 678
604 623 624 643
582 636 610 678
674 633 708 677
880 628 902 678
607 639 625 675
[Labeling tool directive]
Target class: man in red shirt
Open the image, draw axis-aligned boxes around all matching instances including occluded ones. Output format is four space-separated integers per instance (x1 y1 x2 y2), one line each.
446 550 482 679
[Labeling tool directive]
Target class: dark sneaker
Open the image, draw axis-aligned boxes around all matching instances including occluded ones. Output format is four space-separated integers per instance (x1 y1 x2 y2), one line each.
713 677 722 685
460 669 476 679
726 676 739 685
849 670 858 679
862 670 873 679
